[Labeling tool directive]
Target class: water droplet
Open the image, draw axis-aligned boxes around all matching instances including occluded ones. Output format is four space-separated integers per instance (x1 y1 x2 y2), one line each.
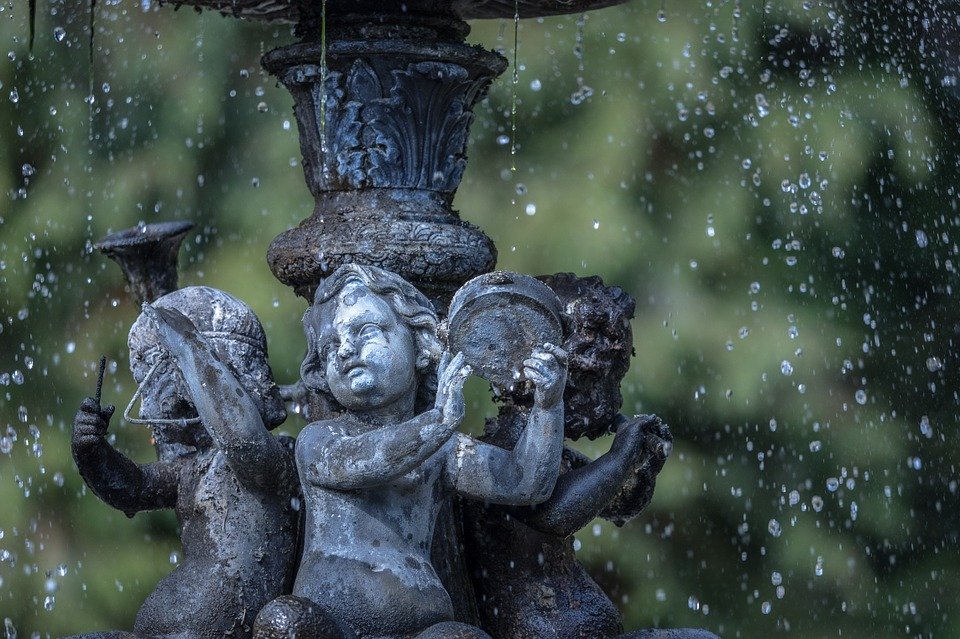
780 360 793 376
741 158 752 169
53 26 67 42
0 437 12 455
5 617 17 637
832 246 845 258
169 551 179 565
767 519 782 537
529 79 542 91
43 595 55 611
749 281 760 294
569 85 594 105
811 495 824 512
52 472 64 487
915 229 929 248
525 203 536 216
788 490 800 506
787 325 799 339
814 556 824 576
592 219 600 230
925 357 942 372
257 101 268 113
854 389 867 405
919 415 933 438
687 596 700 611
755 93 770 117
65 342 76 354
761 601 772 614
496 134 510 146
738 326 750 339
826 477 840 492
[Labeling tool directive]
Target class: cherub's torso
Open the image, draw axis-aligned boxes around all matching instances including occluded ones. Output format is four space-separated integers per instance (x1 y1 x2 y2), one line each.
294 417 456 639
135 443 299 639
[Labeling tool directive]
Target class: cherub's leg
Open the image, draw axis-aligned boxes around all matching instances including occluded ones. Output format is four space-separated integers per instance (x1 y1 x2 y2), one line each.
252 595 349 639
414 621 492 639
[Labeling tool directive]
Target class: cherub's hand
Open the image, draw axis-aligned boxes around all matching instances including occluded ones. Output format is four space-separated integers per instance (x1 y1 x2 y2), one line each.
611 414 672 472
141 305 203 360
601 414 672 526
434 351 472 429
523 343 568 409
72 397 115 453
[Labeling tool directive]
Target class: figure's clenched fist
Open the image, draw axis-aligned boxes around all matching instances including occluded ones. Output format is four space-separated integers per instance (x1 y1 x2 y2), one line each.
72 397 115 452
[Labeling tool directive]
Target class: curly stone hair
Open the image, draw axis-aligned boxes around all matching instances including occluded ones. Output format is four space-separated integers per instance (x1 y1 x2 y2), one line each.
539 273 636 440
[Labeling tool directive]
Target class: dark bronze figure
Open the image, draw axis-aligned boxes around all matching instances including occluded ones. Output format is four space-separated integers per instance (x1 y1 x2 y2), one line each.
69 287 299 639
461 274 714 639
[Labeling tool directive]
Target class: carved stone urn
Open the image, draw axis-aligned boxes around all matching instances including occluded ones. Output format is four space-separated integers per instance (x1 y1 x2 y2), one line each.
162 0 629 302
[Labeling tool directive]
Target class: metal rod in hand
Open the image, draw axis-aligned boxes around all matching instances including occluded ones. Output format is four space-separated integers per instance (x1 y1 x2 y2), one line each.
95 356 106 406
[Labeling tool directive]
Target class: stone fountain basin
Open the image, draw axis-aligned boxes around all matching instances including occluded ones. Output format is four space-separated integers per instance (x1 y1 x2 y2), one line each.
161 0 629 23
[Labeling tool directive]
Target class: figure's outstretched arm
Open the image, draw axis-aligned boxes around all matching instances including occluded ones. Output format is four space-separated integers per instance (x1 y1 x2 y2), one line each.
300 353 472 491
518 414 670 537
72 397 178 517
146 305 293 492
447 345 567 505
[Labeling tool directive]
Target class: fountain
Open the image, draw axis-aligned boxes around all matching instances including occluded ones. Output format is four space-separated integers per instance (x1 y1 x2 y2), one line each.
54 1 718 637
6 1 960 636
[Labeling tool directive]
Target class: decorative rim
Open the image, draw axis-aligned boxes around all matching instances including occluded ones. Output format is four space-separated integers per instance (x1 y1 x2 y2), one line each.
158 0 632 25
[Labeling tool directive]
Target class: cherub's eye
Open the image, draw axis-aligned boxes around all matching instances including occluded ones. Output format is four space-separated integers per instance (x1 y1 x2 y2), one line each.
358 324 383 341
321 341 338 361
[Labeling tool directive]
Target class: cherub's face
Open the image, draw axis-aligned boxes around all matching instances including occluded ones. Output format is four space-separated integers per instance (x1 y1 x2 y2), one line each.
318 283 418 412
129 340 193 420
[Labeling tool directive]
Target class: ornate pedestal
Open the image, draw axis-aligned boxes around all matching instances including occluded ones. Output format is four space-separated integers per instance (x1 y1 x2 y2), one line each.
262 15 505 302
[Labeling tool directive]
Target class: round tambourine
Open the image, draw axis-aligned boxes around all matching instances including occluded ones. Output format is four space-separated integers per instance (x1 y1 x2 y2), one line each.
446 271 563 388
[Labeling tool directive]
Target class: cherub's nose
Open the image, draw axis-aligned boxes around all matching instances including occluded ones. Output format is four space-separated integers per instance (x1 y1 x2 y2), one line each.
337 339 356 359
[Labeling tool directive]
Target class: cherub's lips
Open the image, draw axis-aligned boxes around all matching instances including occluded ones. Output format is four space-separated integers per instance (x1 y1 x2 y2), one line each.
342 362 366 377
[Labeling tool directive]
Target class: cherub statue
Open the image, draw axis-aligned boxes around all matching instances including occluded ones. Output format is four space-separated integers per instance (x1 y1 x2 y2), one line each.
461 273 684 639
69 286 300 639
253 264 567 639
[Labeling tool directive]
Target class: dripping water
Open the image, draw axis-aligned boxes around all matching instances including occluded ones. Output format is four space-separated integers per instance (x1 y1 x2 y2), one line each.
732 0 741 42
510 0 519 172
570 14 593 105
319 0 329 176
657 0 666 23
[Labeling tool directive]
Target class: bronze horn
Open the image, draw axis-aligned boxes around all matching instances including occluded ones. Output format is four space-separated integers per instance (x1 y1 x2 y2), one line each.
94 221 194 306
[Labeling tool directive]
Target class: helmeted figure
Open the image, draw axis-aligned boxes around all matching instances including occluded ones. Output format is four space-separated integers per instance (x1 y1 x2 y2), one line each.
69 286 300 639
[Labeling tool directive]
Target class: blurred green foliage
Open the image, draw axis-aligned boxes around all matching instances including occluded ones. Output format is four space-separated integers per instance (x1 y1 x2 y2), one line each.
1 0 958 637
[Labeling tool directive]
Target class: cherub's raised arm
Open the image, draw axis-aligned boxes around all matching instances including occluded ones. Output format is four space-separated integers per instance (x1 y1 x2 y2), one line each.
146 306 292 492
518 415 668 536
298 409 452 490
72 398 178 517
299 352 472 491
446 345 567 505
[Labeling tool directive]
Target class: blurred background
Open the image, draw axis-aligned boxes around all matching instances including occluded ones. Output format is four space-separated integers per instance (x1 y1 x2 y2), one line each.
2 0 959 636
